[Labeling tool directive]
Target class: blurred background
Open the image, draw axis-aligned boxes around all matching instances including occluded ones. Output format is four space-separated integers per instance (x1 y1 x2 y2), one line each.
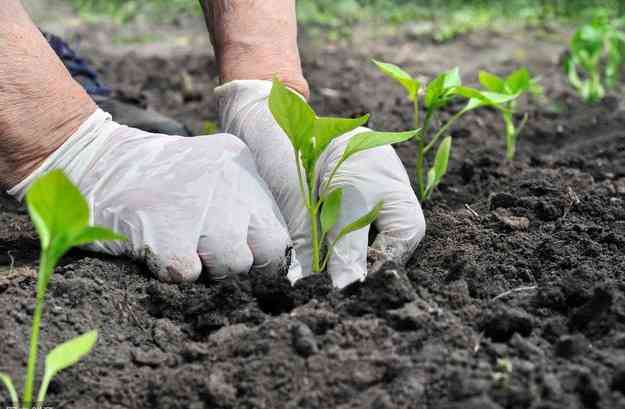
22 0 625 134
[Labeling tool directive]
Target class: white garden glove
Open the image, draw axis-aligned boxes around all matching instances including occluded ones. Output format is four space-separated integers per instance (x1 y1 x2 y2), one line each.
7 109 299 283
216 80 426 289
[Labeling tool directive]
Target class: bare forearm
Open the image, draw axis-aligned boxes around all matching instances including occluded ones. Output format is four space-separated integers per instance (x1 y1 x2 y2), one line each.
200 0 309 98
0 0 95 189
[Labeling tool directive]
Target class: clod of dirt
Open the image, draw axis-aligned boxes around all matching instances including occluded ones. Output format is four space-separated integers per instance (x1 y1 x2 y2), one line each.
554 334 589 359
340 261 417 317
493 209 530 231
480 305 535 342
206 370 237 406
290 271 333 307
489 192 519 210
250 264 295 315
131 348 174 367
181 342 211 362
387 297 441 331
291 321 318 357
569 285 614 331
611 369 625 394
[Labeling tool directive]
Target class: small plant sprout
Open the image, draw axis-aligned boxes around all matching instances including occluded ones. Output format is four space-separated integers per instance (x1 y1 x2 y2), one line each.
269 78 417 273
0 170 125 409
477 68 542 160
565 14 625 103
374 60 524 201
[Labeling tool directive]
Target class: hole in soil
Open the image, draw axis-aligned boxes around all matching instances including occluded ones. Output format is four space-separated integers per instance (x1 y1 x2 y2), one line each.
256 294 295 316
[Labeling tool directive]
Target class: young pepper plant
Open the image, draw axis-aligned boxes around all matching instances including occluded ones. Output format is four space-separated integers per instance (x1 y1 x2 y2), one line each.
269 78 417 274
0 170 125 409
565 14 625 103
374 61 524 201
476 68 542 160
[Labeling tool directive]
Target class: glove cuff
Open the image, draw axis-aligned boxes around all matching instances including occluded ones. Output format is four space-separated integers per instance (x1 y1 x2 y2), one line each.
7 108 117 201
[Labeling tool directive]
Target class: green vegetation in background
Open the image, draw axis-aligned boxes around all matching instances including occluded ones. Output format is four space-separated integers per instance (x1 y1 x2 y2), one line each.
564 11 625 103
64 1 625 28
374 61 532 200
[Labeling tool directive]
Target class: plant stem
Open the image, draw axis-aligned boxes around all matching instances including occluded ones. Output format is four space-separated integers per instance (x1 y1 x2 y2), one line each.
416 110 433 201
416 138 426 201
23 253 50 408
310 206 321 272
413 98 420 130
424 109 465 153
503 112 516 160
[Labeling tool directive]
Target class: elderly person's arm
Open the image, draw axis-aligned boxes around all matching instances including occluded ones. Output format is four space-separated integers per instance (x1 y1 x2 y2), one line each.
1 0 296 283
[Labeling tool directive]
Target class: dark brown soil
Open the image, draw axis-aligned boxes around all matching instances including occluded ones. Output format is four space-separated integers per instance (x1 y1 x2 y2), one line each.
2 27 625 409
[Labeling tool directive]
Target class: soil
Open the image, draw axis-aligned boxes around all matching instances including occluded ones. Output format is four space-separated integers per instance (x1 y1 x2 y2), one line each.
2 8 625 409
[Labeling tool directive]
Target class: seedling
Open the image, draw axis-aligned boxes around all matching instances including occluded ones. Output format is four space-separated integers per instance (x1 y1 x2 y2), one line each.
0 170 125 408
374 61 523 201
477 68 542 159
565 14 625 103
269 78 417 273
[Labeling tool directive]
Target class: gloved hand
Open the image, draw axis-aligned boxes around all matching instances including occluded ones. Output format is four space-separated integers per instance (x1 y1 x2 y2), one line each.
216 80 426 289
7 109 298 283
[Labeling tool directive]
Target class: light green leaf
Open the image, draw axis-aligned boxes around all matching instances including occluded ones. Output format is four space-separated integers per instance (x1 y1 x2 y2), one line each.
320 188 343 235
454 86 488 100
314 115 369 157
269 77 316 154
425 72 446 109
335 201 384 244
443 67 461 89
458 88 522 112
479 71 506 93
37 330 98 404
373 60 420 102
26 170 89 250
0 372 18 408
72 226 127 247
426 136 452 196
342 130 418 162
505 67 531 94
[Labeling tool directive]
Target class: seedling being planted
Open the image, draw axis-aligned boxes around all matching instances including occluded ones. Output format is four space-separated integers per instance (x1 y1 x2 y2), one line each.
0 170 125 409
477 68 542 159
374 60 525 200
565 14 625 103
269 78 417 273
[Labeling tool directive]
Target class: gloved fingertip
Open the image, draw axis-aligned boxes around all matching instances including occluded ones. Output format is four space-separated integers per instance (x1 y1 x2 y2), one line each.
370 231 423 268
328 249 367 290
145 249 203 283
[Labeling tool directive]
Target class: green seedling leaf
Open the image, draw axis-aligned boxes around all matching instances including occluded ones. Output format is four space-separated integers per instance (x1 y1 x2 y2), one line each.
334 200 384 244
425 68 461 110
269 77 316 153
26 170 90 251
425 72 446 109
342 130 418 162
320 188 343 235
458 88 521 112
443 67 462 89
373 60 420 102
314 115 369 157
0 372 18 407
479 71 506 93
505 67 531 94
37 330 98 404
425 136 452 197
73 226 126 247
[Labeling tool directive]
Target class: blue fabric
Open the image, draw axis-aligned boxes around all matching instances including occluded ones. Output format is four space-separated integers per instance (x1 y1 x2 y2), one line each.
43 31 112 98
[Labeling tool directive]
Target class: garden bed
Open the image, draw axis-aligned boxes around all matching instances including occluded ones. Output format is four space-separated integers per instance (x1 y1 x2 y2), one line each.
1 27 625 409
